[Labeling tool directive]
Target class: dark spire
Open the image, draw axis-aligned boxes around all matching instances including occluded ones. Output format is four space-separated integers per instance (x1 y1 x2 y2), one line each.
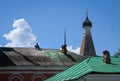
80 11 96 56
86 9 88 19
64 28 66 45
83 10 92 27
61 28 67 54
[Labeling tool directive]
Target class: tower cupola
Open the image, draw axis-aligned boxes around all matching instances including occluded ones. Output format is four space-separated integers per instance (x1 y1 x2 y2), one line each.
83 11 92 27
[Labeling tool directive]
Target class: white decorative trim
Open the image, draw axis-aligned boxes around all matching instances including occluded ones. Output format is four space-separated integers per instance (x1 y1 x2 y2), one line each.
8 73 24 81
0 71 60 74
9 76 22 81
0 66 68 70
32 76 44 81
31 73 46 81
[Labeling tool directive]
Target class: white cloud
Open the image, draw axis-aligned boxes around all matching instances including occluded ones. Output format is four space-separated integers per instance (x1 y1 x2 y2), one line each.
67 45 80 54
3 18 36 47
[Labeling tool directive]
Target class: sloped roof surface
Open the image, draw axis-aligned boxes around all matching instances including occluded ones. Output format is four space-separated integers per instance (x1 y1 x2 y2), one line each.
46 57 120 81
0 47 85 66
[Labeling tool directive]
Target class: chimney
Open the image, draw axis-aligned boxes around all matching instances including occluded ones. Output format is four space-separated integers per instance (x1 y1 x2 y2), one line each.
103 50 111 64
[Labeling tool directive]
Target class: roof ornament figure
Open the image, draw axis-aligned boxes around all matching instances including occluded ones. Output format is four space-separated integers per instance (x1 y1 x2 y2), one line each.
34 43 42 51
103 50 111 64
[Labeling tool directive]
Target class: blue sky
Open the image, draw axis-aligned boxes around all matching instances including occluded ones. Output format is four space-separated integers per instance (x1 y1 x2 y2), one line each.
0 0 120 56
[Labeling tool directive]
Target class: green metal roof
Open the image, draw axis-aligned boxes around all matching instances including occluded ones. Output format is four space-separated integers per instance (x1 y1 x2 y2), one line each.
46 57 120 81
0 47 86 66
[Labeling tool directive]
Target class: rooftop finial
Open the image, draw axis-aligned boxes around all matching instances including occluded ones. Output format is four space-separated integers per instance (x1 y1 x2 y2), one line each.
83 9 92 27
61 28 67 54
86 8 88 18
64 27 66 45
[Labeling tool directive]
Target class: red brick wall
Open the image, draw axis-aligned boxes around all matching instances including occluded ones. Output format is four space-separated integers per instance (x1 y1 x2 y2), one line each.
0 69 63 81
